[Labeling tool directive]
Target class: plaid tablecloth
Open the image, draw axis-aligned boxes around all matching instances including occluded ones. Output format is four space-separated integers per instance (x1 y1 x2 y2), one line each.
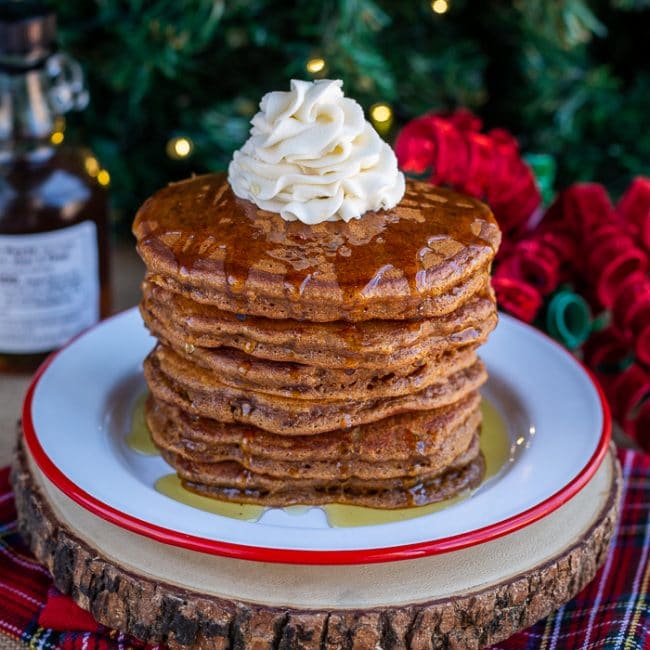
0 449 648 649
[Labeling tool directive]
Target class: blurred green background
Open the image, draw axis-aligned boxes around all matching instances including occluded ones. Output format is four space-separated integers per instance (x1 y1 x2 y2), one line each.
50 0 650 229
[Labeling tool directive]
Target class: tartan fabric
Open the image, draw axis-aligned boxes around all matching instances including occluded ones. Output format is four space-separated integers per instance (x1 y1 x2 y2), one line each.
0 449 647 649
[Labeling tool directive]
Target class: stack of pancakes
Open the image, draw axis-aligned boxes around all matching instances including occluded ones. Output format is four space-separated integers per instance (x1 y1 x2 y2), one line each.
133 173 501 508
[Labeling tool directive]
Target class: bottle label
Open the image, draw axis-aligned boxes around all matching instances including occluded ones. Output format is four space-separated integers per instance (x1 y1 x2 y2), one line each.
0 221 100 353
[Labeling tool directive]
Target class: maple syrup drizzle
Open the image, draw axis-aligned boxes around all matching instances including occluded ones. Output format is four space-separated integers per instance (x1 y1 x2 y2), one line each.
129 395 512 527
133 174 499 311
155 474 264 521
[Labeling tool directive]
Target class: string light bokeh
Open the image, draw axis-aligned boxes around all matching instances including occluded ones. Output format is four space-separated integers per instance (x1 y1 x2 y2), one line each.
370 102 394 135
84 156 100 177
431 0 449 14
166 136 194 160
306 57 327 75
96 169 111 186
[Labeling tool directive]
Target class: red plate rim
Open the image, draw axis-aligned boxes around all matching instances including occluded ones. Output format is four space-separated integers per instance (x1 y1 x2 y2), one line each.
22 309 612 566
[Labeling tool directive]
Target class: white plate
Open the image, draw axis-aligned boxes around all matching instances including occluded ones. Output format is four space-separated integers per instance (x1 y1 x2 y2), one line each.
23 309 610 564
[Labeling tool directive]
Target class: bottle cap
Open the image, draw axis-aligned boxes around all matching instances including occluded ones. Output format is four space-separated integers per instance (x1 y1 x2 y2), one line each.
0 1 56 66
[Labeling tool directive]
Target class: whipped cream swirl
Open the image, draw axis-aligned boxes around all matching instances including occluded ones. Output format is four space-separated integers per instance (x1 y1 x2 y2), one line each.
227 79 405 224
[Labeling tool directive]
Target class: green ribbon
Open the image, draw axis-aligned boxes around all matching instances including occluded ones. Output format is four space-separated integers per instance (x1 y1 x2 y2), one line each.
590 311 611 333
545 289 592 350
524 153 556 206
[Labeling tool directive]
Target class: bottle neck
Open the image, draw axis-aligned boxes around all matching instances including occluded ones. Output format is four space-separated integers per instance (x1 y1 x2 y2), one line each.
0 52 87 165
0 63 59 163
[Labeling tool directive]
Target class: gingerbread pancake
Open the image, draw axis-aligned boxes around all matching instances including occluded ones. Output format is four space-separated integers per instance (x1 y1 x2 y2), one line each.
153 339 480 401
146 392 481 480
144 346 487 436
140 280 497 370
134 171 500 508
169 435 485 509
133 174 500 322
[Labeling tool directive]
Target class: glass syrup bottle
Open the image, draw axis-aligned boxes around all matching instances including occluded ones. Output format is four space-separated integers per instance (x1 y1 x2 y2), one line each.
0 2 110 373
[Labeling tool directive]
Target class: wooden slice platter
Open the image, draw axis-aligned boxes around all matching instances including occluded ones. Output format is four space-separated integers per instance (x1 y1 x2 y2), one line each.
12 438 620 649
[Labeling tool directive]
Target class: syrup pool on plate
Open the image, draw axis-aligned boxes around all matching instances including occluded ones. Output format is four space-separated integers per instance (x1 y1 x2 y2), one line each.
155 474 265 521
126 393 159 455
127 395 513 527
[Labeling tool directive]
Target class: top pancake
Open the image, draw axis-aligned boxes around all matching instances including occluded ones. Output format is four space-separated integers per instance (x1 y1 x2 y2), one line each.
133 173 500 321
